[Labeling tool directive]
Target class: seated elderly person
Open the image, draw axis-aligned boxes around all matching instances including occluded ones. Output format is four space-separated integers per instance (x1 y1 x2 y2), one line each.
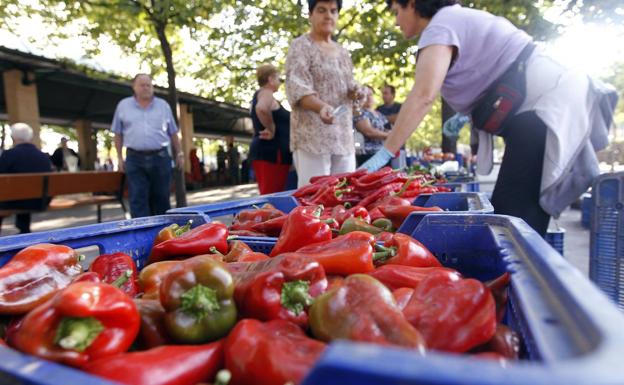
0 123 52 233
354 86 392 167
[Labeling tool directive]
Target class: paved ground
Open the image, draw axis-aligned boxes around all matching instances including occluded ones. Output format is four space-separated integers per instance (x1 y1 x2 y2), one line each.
0 183 590 276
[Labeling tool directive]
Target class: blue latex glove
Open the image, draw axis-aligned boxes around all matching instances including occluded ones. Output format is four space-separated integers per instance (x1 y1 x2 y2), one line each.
359 147 394 172
442 113 470 138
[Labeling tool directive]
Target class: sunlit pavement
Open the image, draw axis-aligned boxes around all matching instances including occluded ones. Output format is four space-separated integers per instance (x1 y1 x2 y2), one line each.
0 182 589 279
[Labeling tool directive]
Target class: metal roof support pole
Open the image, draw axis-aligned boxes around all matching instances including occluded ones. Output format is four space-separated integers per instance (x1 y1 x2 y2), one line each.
75 119 97 170
179 103 194 175
3 69 41 147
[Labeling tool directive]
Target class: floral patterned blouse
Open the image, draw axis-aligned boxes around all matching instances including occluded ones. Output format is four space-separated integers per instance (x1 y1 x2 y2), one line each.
354 109 390 154
285 34 357 156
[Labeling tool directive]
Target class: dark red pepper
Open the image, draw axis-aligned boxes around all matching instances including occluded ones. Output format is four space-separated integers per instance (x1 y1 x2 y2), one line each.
485 272 511 322
368 264 460 291
269 206 333 257
134 298 171 349
357 182 405 210
0 244 83 314
402 270 497 353
232 204 285 228
85 340 224 385
375 233 442 268
89 252 139 297
12 281 140 367
233 254 327 328
225 319 326 385
149 223 228 264
472 324 520 360
250 215 287 237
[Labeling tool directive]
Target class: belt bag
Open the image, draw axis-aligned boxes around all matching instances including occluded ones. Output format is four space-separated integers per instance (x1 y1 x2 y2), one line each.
471 43 536 135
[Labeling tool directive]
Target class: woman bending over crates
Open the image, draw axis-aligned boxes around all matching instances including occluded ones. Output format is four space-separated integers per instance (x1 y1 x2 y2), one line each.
360 0 618 236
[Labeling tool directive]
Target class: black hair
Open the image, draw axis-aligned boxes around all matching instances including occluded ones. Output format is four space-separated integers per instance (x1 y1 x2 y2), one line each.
308 0 342 14
383 84 396 96
385 0 459 19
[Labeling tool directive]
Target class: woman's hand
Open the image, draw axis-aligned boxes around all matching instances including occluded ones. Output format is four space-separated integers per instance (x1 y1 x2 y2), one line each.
259 128 275 140
319 104 335 124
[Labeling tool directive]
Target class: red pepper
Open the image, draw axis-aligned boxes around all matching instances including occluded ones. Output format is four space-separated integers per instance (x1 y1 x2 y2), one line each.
72 272 102 284
288 231 390 276
368 264 460 291
352 171 408 192
233 254 327 328
152 220 193 246
138 261 180 300
250 215 287 237
233 204 285 228
402 270 497 353
376 233 441 268
237 252 270 263
367 195 412 211
293 176 339 199
353 167 393 185
12 281 140 367
309 169 366 185
134 298 171 349
213 240 254 263
392 287 414 311
357 182 405 210
374 231 394 243
0 244 83 314
472 324 520 360
327 275 345 290
333 205 370 225
368 207 386 223
309 274 425 350
485 272 511 322
378 204 444 228
225 319 326 385
269 206 333 257
89 252 139 297
84 341 224 385
300 184 352 207
149 223 228 264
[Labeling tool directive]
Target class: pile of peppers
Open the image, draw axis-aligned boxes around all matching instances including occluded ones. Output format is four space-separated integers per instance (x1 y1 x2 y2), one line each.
219 168 450 240
0 171 520 385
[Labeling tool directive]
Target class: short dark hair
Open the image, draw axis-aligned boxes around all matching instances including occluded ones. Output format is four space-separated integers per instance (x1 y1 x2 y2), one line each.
308 0 342 14
385 0 459 19
383 84 396 96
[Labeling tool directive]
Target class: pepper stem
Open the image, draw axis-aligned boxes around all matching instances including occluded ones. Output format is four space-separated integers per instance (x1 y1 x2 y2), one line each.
373 245 397 263
210 246 225 256
313 205 324 217
181 284 220 320
281 280 313 315
214 369 232 385
174 220 193 236
344 202 352 209
336 178 348 189
55 317 104 352
110 269 132 288
392 176 417 197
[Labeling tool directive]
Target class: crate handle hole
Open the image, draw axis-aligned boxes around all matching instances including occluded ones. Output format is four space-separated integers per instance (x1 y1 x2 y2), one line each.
542 317 559 325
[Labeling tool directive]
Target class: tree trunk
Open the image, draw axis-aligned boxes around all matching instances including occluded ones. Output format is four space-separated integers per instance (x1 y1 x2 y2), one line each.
155 22 187 208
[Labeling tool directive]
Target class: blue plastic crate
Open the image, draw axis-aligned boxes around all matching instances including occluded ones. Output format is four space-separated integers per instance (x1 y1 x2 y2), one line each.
167 194 298 221
397 192 493 234
302 214 624 385
581 193 592 229
436 180 481 192
545 229 565 256
0 214 213 385
589 172 624 310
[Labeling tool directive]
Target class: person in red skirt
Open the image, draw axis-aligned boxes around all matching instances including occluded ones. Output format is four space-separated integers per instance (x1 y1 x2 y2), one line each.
249 64 293 194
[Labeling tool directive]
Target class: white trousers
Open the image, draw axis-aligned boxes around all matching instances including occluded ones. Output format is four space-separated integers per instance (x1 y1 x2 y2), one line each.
293 149 356 188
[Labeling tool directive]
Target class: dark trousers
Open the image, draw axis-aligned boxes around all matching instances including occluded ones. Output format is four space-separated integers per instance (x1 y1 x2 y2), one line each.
125 149 172 218
0 198 48 233
491 111 550 236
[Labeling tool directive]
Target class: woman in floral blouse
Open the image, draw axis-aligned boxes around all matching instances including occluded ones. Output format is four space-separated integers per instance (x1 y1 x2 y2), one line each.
285 0 361 187
354 86 391 167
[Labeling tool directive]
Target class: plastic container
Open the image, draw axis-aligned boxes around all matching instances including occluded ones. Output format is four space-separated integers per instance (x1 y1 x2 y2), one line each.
545 228 565 256
589 172 624 310
397 192 493 233
303 214 624 385
0 214 213 385
581 193 592 229
167 194 299 224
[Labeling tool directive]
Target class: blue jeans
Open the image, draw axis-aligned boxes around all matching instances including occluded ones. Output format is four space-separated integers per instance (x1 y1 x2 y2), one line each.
125 149 172 218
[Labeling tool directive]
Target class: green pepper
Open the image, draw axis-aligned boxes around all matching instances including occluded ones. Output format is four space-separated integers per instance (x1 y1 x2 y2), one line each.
160 255 237 344
372 218 394 232
339 217 383 236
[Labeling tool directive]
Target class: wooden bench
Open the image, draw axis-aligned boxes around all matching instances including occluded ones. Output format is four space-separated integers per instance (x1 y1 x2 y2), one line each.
0 172 128 230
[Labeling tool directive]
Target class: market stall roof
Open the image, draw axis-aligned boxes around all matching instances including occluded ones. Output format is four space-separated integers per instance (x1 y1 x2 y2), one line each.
0 46 252 140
